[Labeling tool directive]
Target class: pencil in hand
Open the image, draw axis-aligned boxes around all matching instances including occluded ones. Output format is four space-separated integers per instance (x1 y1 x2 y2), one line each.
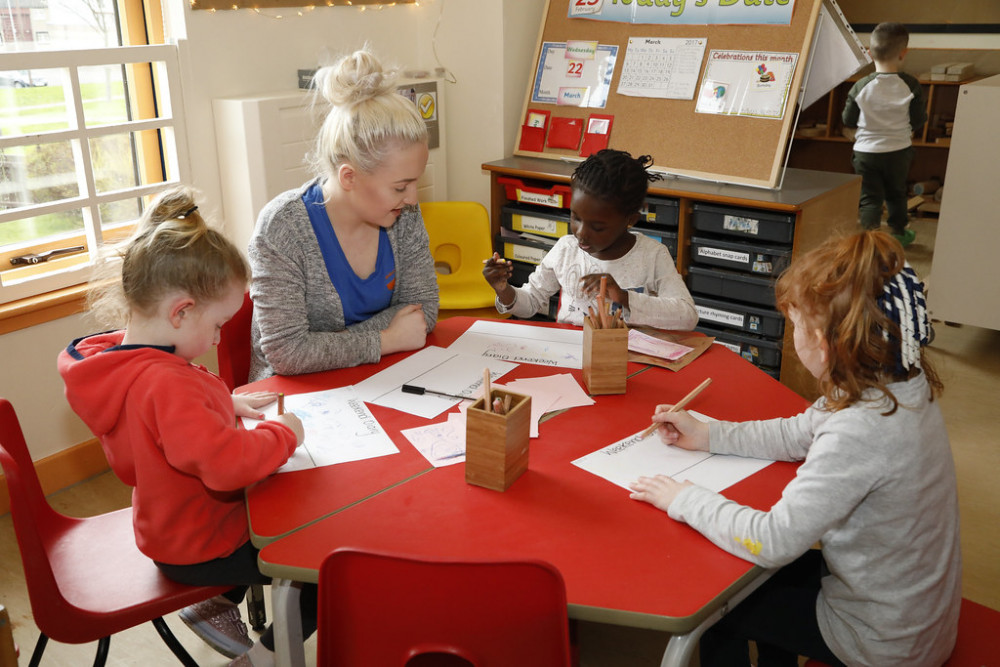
639 378 712 440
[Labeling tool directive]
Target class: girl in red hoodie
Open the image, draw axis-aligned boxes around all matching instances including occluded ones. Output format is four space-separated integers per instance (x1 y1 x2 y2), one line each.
59 186 309 667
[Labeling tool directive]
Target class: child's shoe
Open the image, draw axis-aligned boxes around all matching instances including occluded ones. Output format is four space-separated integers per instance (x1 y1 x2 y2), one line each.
228 641 276 667
179 595 253 658
891 228 916 247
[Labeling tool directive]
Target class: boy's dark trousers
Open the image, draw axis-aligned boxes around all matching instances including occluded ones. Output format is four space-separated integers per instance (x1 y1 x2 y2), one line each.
851 146 914 232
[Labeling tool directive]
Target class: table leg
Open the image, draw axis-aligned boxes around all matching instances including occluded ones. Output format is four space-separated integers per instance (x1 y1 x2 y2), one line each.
658 568 777 667
272 578 305 667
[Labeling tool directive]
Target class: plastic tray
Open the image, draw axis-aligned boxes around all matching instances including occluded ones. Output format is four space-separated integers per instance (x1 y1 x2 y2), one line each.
690 236 792 276
692 295 785 338
691 203 795 244
498 176 572 209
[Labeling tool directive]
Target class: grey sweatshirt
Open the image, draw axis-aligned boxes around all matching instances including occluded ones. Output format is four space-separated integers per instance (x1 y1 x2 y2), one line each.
670 372 961 666
247 180 439 382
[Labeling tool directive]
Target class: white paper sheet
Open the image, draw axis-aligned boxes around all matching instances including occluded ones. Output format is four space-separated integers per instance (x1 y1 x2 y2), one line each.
352 346 517 419
402 412 468 467
241 387 398 473
572 411 773 493
447 320 584 369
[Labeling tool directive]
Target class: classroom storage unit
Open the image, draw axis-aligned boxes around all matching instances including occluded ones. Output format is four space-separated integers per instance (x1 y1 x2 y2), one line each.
483 156 861 400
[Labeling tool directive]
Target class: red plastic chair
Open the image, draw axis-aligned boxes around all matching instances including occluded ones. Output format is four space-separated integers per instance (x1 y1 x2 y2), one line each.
317 548 573 667
0 398 230 666
217 291 254 391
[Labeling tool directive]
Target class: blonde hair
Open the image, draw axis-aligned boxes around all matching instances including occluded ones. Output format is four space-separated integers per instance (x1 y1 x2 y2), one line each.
89 186 249 327
307 48 428 177
774 231 941 414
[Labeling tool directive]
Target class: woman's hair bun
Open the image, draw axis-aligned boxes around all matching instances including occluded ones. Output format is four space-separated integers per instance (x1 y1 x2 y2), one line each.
315 49 398 107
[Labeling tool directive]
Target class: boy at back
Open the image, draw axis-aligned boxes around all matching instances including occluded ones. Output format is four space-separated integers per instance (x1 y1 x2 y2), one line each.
842 22 926 247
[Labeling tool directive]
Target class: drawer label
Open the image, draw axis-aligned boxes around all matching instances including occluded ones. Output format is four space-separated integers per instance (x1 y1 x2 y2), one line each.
516 189 563 208
696 304 745 328
697 246 749 264
507 243 547 265
514 214 560 236
713 340 741 354
723 215 760 235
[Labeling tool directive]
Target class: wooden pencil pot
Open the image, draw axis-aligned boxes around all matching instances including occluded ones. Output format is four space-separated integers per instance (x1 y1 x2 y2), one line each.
582 317 628 395
465 390 531 492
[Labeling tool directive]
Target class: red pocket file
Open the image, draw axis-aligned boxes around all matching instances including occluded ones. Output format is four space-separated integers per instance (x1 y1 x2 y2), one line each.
518 109 550 152
546 116 583 150
580 114 614 157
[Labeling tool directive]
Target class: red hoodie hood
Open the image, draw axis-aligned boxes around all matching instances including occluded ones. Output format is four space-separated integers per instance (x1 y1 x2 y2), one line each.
58 331 191 438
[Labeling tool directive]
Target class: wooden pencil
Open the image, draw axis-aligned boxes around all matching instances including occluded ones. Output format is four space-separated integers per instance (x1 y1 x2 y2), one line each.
277 393 285 416
483 368 492 412
639 378 712 439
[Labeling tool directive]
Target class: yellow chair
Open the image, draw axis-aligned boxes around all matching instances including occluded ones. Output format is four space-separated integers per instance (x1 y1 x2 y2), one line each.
421 201 499 310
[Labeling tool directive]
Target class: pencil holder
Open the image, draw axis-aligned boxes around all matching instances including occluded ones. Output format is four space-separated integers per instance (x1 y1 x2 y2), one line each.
582 317 628 395
465 389 531 492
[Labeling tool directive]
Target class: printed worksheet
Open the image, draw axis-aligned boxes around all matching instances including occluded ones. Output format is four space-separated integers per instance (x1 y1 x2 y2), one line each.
241 386 397 473
447 320 584 369
572 411 773 493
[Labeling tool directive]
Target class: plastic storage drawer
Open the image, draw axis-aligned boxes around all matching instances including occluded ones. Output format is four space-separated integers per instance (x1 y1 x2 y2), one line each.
499 233 554 266
693 295 785 338
498 176 572 209
691 203 795 244
687 265 777 307
697 325 783 369
633 226 678 259
690 236 792 276
501 204 570 240
641 196 680 228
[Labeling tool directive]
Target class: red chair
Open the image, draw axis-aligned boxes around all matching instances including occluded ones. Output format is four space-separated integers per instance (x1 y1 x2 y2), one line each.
317 548 574 667
217 291 254 391
0 398 230 666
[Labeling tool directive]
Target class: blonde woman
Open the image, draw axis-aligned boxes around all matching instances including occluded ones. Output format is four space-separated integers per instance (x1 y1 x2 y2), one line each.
248 48 439 382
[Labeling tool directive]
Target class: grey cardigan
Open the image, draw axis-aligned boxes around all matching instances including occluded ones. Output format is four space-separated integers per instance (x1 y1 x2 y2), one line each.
247 180 439 381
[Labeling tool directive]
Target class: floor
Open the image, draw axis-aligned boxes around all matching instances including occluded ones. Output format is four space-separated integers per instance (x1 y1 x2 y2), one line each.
2 217 997 666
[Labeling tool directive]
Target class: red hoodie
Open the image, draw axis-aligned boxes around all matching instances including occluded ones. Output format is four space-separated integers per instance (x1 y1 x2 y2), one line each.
58 331 297 565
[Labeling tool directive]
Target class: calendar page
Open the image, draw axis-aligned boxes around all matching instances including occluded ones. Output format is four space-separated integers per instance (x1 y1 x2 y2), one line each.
616 36 707 100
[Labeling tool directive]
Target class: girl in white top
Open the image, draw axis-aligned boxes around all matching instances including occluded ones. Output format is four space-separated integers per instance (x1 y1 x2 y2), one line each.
630 231 961 666
483 149 697 330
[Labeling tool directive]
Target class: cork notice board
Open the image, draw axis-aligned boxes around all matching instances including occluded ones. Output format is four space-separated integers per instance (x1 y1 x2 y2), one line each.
516 0 832 189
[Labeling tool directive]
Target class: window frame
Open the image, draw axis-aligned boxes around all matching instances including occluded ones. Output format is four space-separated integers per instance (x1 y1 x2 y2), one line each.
0 0 182 332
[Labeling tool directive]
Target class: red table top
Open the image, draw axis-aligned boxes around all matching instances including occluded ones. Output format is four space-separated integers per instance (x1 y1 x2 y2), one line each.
253 317 810 632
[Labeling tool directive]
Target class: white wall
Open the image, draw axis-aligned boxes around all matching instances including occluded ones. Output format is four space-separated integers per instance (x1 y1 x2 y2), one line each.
0 0 545 463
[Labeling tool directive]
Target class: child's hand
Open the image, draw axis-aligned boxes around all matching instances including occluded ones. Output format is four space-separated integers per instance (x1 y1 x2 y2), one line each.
381 304 428 355
274 412 305 444
629 474 694 512
579 273 628 308
482 252 513 291
232 391 278 420
648 408 710 451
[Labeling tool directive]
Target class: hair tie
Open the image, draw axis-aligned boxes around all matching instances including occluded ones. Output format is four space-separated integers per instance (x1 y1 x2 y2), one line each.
177 205 198 219
877 262 929 372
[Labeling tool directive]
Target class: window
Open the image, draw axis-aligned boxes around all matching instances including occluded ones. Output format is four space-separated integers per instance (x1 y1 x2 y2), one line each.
0 0 186 308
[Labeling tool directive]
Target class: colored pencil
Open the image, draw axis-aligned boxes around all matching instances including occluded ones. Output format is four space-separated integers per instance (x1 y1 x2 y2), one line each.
639 378 712 440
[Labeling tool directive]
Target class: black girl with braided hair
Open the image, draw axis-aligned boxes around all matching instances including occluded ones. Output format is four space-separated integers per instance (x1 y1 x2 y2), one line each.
483 149 698 329
630 230 960 667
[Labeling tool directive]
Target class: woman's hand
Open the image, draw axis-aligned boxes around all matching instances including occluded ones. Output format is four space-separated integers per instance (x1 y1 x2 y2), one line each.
647 408 710 451
629 474 693 512
232 391 278 420
381 304 428 355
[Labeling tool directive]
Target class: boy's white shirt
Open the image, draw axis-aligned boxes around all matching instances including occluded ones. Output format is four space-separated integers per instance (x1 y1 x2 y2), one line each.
499 232 698 330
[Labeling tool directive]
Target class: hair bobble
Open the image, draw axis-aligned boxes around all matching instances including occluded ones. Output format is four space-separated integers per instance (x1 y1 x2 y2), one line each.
877 262 930 372
177 205 199 219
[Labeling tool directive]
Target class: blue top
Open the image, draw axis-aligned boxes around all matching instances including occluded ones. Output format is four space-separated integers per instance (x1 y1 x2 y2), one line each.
302 183 395 326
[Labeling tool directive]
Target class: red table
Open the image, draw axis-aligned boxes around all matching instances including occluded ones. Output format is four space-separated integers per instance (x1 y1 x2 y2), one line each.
245 318 809 666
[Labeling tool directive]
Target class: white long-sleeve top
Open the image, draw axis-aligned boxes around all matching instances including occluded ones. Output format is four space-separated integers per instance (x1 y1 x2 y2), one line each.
669 372 961 666
497 232 698 330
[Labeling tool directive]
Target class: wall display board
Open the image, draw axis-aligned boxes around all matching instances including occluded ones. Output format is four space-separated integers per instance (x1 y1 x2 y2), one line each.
516 0 867 189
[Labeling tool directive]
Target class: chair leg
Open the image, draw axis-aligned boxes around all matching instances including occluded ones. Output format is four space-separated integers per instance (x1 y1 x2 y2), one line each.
91 636 109 667
247 584 267 631
151 617 200 667
27 634 47 667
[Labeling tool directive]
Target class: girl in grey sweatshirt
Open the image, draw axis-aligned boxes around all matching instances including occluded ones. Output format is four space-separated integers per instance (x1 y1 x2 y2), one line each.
630 231 961 666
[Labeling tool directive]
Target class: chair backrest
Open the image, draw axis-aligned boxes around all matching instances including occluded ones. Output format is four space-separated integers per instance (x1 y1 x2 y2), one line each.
0 399 79 633
421 201 498 310
218 291 253 390
317 548 573 667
